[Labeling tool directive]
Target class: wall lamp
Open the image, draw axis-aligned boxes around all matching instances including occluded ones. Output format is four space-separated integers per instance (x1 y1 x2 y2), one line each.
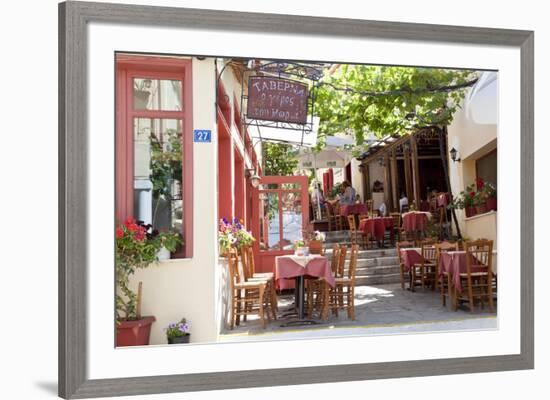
449 147 461 163
245 168 261 188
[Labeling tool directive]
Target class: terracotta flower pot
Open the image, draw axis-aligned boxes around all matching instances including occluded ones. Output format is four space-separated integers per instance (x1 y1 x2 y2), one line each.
308 240 323 254
486 197 497 211
465 206 476 218
168 335 191 344
116 316 155 347
476 203 487 215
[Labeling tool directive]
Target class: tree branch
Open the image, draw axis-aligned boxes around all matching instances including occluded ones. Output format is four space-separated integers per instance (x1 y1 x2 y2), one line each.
319 78 478 97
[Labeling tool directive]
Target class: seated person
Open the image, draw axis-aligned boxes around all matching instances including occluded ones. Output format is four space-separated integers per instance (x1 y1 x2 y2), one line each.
311 183 325 206
339 181 356 205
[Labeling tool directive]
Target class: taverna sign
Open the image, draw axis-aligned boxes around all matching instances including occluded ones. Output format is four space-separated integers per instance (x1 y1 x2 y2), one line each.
247 76 309 124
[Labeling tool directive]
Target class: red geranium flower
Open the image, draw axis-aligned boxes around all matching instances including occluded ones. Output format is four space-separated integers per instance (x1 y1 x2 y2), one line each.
116 227 124 239
134 226 146 241
124 217 136 227
127 223 138 232
470 191 476 197
475 177 485 190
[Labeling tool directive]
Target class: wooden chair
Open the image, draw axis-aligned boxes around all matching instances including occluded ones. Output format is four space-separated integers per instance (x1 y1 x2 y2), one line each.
347 215 362 246
366 199 374 216
322 244 359 320
334 202 349 229
436 241 459 307
396 240 415 290
307 245 339 318
455 240 494 313
389 212 402 245
240 246 278 314
411 240 437 291
336 245 348 279
227 250 272 329
326 202 344 231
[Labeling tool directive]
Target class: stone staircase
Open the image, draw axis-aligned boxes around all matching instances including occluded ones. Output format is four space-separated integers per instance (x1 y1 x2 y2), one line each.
322 230 401 286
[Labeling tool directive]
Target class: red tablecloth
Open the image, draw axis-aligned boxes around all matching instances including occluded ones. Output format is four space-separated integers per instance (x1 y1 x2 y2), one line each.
438 251 488 293
399 248 424 272
340 203 369 216
275 255 335 290
359 217 394 241
402 212 430 232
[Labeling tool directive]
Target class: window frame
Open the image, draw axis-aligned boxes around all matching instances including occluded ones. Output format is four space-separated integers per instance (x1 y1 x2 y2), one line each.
115 54 193 258
475 148 498 186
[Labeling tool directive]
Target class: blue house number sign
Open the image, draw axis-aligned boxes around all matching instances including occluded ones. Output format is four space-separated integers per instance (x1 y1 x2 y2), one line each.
193 129 211 143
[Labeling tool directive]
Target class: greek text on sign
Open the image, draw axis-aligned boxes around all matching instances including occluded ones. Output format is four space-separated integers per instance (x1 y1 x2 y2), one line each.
247 77 308 124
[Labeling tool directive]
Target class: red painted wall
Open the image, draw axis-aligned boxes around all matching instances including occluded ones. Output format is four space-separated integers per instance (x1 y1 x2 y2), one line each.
217 110 232 222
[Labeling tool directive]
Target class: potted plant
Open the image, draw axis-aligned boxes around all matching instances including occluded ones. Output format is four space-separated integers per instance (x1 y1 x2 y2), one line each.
474 192 487 214
165 318 191 344
293 239 309 256
115 217 176 346
218 218 255 257
156 229 183 261
473 178 488 214
484 181 497 211
304 229 325 254
461 187 477 218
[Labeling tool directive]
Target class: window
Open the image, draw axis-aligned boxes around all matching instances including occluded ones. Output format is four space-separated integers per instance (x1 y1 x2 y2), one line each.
116 55 193 258
476 149 497 187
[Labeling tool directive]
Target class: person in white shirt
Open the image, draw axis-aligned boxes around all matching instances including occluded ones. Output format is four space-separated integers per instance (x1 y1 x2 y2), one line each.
378 202 387 217
399 193 409 213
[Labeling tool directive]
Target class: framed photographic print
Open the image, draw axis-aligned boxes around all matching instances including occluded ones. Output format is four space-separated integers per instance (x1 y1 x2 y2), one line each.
59 1 534 398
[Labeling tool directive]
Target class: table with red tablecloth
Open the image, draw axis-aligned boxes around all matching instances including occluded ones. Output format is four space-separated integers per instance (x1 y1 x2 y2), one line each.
399 248 424 272
438 251 493 294
275 255 335 319
339 203 369 216
275 255 335 290
402 211 431 233
359 217 394 241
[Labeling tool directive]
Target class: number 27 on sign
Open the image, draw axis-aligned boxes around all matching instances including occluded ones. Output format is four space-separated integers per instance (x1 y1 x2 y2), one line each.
193 130 211 143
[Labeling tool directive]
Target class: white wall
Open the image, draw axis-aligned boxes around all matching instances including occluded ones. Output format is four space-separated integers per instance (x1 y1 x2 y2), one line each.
129 58 220 345
447 74 498 243
351 158 364 201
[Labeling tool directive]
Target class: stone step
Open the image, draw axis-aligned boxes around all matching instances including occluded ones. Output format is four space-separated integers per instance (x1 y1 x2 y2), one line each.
355 273 402 286
340 258 399 268
324 248 397 259
374 256 399 266
355 264 401 276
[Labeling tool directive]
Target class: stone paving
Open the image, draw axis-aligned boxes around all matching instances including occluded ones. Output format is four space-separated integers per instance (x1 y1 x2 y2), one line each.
219 283 497 342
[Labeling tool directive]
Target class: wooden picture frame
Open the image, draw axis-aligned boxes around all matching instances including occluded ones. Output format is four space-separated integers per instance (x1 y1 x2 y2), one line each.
59 1 534 398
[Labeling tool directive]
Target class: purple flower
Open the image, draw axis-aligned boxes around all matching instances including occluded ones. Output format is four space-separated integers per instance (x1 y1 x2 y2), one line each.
222 218 228 224
169 323 176 329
